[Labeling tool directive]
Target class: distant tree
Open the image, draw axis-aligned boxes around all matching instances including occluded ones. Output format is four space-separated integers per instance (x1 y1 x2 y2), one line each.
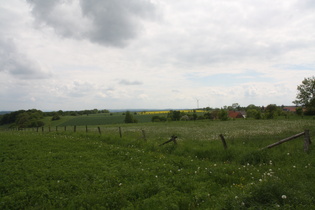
192 113 198 121
204 112 213 119
51 113 61 121
265 104 280 119
151 116 167 122
219 109 228 121
293 76 315 115
167 110 181 121
231 103 240 111
124 111 137 123
14 109 45 128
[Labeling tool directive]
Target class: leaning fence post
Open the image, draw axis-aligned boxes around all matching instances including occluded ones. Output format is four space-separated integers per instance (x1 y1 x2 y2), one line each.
219 134 228 149
119 127 122 138
304 130 311 152
98 126 101 135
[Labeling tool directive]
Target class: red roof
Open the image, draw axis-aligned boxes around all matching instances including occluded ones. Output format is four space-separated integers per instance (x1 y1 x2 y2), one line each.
228 111 244 118
282 106 296 112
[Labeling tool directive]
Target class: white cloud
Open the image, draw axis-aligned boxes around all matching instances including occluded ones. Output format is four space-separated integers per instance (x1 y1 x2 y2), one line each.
0 0 314 110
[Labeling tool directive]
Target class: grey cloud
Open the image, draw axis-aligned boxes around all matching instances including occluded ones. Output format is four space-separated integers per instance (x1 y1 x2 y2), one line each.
119 79 142 85
0 38 51 79
27 0 157 47
66 81 95 97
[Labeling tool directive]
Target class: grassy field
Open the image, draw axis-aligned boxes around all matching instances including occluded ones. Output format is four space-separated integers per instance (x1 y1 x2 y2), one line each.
1 119 315 209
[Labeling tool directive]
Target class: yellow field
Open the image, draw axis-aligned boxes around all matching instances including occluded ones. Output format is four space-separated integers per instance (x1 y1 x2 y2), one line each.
138 110 204 115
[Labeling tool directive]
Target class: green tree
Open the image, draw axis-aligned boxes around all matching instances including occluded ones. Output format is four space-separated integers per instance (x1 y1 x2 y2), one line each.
265 104 279 119
219 109 228 121
167 110 181 121
293 76 315 115
124 111 137 123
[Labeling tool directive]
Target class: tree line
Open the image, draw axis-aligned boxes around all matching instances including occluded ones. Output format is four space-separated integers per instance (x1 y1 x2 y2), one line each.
0 109 110 128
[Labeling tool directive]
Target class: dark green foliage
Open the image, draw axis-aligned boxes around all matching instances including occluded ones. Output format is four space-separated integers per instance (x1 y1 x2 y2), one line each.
293 76 315 115
0 109 44 128
219 109 228 121
51 113 61 121
124 111 137 123
151 116 167 122
167 110 181 121
265 104 280 119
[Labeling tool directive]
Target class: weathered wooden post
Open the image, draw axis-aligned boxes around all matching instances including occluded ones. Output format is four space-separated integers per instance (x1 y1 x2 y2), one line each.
142 129 147 141
119 127 122 138
219 134 228 149
64 126 67 131
98 126 101 135
304 130 311 152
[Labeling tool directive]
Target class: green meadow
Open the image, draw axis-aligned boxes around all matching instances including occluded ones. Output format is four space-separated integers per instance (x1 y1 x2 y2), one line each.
1 118 315 209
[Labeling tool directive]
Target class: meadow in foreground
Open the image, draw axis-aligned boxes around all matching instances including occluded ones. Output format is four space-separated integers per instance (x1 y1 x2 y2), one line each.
1 119 314 209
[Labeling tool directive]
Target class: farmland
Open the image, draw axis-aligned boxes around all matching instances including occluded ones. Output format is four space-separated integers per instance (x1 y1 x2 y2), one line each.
1 118 315 209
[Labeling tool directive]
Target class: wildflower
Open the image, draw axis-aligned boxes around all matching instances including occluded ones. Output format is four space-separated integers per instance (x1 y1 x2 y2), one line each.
293 165 296 168
119 183 122 186
235 196 238 199
259 179 262 182
281 195 287 199
287 153 290 155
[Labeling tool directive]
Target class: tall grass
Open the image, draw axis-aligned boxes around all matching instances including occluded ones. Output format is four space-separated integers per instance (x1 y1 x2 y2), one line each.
1 119 314 209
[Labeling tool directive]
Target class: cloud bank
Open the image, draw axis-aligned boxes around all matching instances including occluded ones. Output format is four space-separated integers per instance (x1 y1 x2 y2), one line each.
0 0 314 110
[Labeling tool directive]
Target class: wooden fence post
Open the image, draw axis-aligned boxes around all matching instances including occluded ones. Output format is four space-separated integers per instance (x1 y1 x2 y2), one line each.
64 126 67 131
304 130 311 152
98 126 101 135
119 127 122 138
219 134 228 149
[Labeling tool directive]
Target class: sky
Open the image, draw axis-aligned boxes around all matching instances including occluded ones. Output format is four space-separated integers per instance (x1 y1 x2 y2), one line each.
1 0 315 111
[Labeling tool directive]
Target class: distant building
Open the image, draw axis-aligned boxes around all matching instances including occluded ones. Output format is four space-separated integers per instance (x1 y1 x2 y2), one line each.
228 111 246 119
282 106 297 112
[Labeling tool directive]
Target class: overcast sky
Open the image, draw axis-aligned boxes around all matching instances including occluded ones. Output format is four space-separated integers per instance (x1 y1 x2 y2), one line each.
1 0 315 111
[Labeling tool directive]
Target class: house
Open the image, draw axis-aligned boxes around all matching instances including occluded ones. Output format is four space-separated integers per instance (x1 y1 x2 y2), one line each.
228 111 245 119
282 106 297 112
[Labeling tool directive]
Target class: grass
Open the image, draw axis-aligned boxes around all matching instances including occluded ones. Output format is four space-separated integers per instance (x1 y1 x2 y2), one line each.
1 119 315 209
